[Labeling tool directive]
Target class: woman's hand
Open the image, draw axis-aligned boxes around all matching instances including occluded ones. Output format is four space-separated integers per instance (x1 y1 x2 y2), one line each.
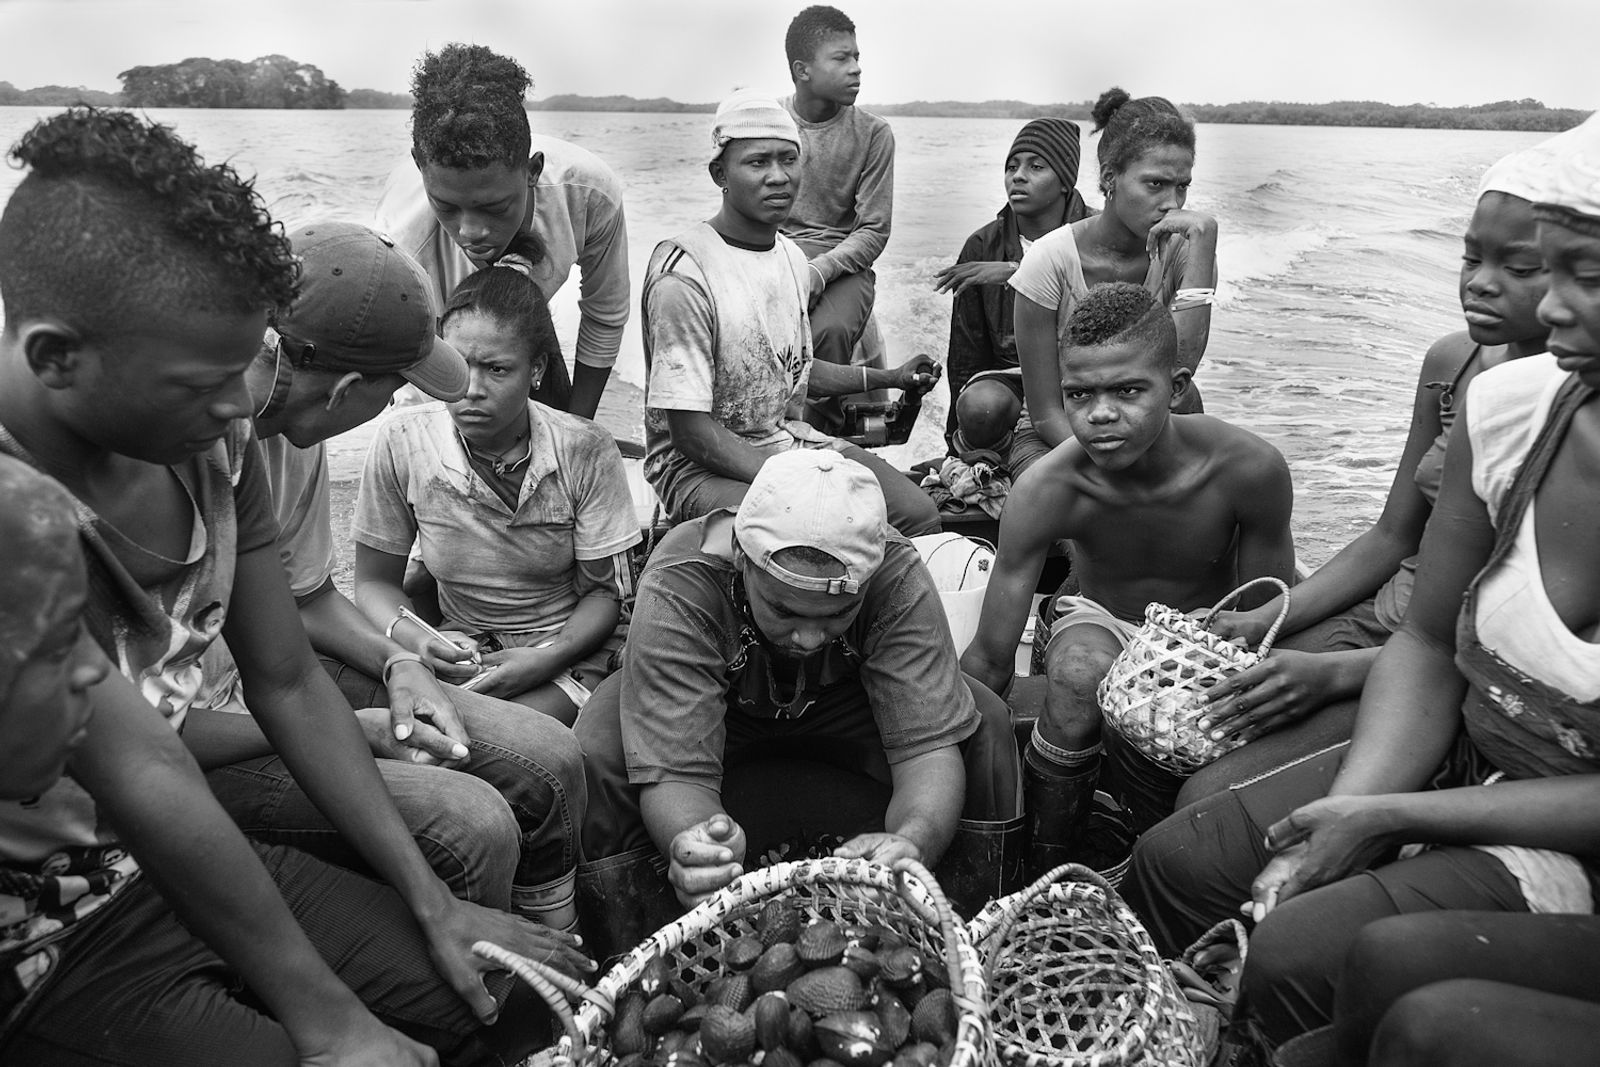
1198 650 1344 743
1145 209 1218 257
408 629 481 683
1245 794 1397 922
933 260 1016 298
419 898 595 1023
1204 602 1278 647
471 644 564 699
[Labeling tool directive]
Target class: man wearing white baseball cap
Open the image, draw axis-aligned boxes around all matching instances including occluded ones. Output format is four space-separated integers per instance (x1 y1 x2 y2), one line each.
640 88 941 538
575 449 1021 959
198 220 589 933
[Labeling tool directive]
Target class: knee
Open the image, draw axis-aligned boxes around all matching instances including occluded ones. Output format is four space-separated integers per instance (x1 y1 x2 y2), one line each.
1240 898 1342 1034
884 481 941 537
1368 981 1492 1067
1042 640 1116 729
427 773 521 900
955 382 1021 449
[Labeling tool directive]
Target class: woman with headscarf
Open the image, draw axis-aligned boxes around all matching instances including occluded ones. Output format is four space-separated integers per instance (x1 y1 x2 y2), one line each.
1121 113 1600 1062
1172 136 1556 801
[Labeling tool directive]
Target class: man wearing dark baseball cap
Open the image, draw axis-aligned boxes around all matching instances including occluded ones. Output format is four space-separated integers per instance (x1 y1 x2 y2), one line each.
204 220 589 933
574 449 1022 958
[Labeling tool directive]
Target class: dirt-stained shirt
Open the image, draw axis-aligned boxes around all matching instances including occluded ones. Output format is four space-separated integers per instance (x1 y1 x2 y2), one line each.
354 401 640 637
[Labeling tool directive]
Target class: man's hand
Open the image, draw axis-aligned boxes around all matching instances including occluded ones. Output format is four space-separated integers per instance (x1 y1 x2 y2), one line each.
932 260 1016 298
386 661 470 764
473 644 564 700
891 354 941 395
297 1012 440 1067
668 813 747 908
807 266 827 310
1244 794 1395 923
833 832 922 867
354 706 464 767
422 899 595 1023
1198 650 1340 744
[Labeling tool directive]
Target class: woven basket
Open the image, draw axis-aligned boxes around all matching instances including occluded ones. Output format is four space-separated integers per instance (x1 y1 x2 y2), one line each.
1097 577 1291 774
967 864 1207 1067
554 856 994 1067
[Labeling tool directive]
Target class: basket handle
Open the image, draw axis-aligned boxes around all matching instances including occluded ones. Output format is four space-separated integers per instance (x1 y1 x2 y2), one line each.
892 858 966 996
979 862 1113 961
1199 576 1292 655
474 940 603 1067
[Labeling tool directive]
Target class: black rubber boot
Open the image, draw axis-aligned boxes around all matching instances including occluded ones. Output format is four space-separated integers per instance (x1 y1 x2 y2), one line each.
1022 742 1100 881
575 846 682 966
933 815 1027 919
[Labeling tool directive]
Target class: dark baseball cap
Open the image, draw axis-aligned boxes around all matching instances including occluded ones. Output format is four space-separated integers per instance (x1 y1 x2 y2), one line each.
273 221 468 401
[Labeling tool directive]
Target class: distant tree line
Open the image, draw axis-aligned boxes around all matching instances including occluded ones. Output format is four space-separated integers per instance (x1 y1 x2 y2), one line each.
528 94 714 113
1184 98 1588 132
0 81 118 106
118 56 345 109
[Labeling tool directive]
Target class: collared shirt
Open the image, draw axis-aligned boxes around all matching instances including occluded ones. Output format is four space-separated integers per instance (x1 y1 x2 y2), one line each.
354 401 640 636
374 134 630 371
619 513 980 790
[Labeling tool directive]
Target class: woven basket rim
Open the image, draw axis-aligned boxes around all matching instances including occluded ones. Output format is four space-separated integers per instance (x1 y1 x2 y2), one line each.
562 857 993 1067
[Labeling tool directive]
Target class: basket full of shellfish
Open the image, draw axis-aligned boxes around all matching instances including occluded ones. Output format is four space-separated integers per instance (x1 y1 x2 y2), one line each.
547 856 994 1067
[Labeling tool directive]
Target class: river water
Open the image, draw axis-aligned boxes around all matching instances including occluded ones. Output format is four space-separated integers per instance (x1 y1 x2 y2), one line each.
0 107 1553 565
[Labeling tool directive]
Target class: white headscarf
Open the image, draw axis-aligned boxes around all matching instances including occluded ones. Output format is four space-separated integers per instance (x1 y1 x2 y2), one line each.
709 89 801 164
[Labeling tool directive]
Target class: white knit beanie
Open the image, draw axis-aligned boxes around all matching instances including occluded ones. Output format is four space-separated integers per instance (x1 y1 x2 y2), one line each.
709 89 801 164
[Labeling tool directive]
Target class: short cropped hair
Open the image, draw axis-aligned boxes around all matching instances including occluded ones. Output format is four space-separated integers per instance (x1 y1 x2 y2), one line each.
410 43 532 171
1091 87 1196 196
441 263 559 376
786 5 856 66
0 108 297 341
1063 282 1177 369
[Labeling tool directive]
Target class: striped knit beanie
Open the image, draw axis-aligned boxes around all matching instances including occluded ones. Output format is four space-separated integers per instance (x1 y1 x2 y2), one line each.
1008 118 1082 188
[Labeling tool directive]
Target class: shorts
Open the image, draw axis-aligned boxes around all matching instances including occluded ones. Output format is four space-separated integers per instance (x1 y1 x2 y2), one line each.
1046 595 1143 652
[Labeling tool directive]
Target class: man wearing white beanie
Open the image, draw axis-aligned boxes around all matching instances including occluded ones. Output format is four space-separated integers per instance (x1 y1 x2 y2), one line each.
640 88 942 538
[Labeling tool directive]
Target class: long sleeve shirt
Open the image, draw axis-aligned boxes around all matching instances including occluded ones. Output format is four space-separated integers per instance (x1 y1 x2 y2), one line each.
780 98 894 284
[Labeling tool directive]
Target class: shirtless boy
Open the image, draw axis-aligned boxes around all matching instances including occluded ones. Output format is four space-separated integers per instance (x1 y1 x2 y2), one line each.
961 282 1293 874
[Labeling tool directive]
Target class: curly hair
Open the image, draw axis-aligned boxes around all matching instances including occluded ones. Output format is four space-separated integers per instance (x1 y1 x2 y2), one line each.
440 262 559 377
785 5 856 67
1063 282 1177 368
1091 87 1196 196
410 43 532 171
0 108 297 338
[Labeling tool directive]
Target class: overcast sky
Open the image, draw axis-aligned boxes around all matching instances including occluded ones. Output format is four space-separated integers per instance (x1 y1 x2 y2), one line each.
1 0 1593 109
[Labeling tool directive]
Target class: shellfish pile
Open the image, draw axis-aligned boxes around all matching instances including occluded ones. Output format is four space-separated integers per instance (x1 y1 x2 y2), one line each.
606 898 960 1067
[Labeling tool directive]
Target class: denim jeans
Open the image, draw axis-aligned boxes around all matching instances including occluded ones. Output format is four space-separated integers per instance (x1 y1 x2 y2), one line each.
0 842 542 1066
207 661 585 911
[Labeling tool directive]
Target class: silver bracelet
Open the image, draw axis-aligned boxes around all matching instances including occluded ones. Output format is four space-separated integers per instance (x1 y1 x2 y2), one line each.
382 651 428 685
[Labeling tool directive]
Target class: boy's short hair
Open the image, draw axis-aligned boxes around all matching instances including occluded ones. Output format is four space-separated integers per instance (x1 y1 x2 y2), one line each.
1062 282 1178 370
410 43 532 171
785 5 856 66
0 108 298 340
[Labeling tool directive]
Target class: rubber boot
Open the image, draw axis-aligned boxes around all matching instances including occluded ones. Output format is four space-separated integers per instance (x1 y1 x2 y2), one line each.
575 846 683 966
933 816 1027 920
1022 742 1100 881
512 868 579 934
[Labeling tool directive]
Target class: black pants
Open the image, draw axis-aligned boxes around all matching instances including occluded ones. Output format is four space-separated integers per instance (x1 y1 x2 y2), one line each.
1120 747 1526 1047
1334 911 1600 1066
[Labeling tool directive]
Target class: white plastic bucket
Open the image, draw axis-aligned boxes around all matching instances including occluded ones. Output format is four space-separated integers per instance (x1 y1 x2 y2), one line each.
912 532 995 654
